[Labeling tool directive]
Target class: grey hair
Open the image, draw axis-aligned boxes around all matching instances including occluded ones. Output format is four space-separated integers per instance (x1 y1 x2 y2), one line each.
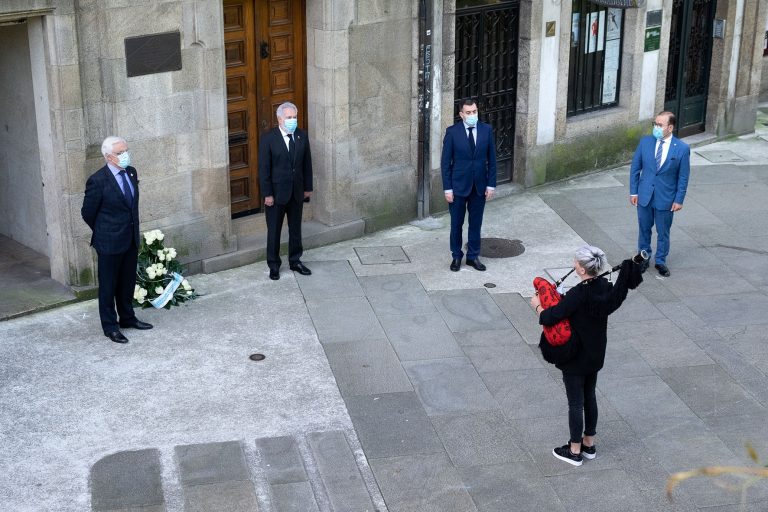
574 245 607 277
101 136 126 158
276 102 298 119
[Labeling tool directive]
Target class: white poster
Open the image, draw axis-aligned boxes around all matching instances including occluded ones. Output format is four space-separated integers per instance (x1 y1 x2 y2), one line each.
571 13 580 47
602 71 617 104
604 39 620 70
606 8 622 41
585 11 605 54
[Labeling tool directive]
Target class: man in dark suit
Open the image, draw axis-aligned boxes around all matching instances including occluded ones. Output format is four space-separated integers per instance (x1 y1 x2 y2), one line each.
81 136 153 343
258 102 313 281
630 111 691 277
441 99 497 272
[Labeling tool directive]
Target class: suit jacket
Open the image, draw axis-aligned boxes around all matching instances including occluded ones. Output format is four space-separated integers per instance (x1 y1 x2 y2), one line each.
630 135 690 210
258 127 313 205
440 121 497 197
81 165 141 255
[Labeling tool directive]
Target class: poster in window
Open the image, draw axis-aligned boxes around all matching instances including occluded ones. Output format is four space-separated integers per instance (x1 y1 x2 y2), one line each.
606 8 622 41
571 13 580 47
585 11 605 54
602 71 617 104
604 39 620 71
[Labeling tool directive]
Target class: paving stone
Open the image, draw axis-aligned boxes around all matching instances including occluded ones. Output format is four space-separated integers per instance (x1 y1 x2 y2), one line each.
354 245 411 264
182 480 259 512
431 411 529 468
656 300 721 341
598 375 698 433
455 329 543 372
607 291 666 324
707 243 768 287
344 392 443 459
482 368 566 420
714 325 768 376
657 365 765 419
639 416 768 508
358 273 436 315
658 266 757 298
377 312 464 361
306 431 375 512
294 260 364 301
706 412 768 467
610 319 714 368
429 289 512 332
548 468 654 512
459 462 566 512
491 292 543 345
255 436 307 485
91 449 164 511
323 338 413 397
599 340 656 380
684 292 768 327
403 357 499 417
686 182 768 212
369 453 478 512
306 297 385 344
175 442 249 487
270 481 320 512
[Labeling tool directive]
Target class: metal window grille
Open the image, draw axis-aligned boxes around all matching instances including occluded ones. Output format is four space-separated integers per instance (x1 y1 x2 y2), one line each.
567 1 625 116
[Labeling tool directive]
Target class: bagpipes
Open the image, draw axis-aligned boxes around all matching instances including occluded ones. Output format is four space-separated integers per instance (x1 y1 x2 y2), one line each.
534 251 647 364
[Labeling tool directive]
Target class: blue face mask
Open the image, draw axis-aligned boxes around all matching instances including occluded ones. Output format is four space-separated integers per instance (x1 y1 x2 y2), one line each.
464 114 478 127
117 151 131 169
284 119 298 133
652 126 664 140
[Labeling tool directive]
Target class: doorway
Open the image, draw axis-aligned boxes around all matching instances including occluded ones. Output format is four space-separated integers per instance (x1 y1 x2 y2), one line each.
223 0 307 217
664 0 715 137
454 0 520 183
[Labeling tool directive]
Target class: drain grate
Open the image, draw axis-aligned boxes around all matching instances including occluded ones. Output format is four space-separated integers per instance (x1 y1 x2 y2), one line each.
480 238 525 258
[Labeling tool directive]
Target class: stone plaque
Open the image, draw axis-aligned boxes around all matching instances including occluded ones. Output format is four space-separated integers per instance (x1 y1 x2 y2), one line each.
646 9 662 27
125 31 182 77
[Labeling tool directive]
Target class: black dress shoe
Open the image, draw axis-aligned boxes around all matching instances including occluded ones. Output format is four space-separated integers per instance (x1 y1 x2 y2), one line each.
106 331 129 343
465 258 487 271
269 268 280 280
120 319 153 330
289 262 312 275
450 258 461 272
655 263 670 277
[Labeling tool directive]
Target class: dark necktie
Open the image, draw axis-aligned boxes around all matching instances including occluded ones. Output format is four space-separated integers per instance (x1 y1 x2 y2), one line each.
119 170 133 203
655 139 664 171
287 133 296 162
467 127 476 153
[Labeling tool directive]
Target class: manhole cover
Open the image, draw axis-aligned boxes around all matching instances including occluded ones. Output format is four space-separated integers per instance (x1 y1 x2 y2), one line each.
480 238 525 258
249 353 266 361
484 283 496 288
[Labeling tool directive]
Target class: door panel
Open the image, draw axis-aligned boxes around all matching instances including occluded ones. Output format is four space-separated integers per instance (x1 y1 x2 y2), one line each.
224 0 306 217
664 0 714 137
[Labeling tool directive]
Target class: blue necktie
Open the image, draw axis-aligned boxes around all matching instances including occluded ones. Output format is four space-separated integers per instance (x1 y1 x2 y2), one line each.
119 170 133 203
468 127 475 153
655 140 664 171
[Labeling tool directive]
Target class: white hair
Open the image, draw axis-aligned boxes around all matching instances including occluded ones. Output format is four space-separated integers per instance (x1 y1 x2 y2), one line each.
101 136 127 158
276 102 298 119
574 245 607 277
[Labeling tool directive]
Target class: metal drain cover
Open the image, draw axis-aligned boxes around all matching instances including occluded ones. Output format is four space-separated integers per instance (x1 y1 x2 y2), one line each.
480 238 525 258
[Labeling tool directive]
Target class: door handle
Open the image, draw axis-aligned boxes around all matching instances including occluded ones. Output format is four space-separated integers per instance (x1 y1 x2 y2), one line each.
260 41 269 59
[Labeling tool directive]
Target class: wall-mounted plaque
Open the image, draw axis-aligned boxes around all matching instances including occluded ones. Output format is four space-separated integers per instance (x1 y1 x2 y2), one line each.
125 31 182 78
646 9 662 28
546 21 556 37
644 27 661 52
713 19 726 39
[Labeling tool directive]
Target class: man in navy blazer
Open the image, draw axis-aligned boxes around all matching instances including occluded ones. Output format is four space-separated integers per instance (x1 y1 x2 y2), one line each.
630 111 690 277
259 102 313 281
441 99 497 271
82 136 153 343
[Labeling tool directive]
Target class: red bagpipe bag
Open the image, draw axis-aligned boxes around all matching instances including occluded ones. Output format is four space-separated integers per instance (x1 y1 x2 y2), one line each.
533 277 571 346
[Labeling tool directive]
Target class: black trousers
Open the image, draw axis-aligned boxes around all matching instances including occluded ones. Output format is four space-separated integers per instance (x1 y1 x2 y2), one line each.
97 242 138 333
562 372 598 444
265 195 304 270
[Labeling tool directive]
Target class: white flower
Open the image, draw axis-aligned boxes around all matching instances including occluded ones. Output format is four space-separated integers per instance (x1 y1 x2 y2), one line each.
182 279 191 290
186 290 193 295
137 297 145 304
158 253 165 261
144 232 155 244
155 286 164 294
155 230 165 241
147 268 156 279
166 248 176 260
157 250 164 257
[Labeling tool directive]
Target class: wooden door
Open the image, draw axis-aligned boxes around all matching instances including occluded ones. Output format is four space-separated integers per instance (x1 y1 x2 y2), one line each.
224 0 307 217
664 0 715 137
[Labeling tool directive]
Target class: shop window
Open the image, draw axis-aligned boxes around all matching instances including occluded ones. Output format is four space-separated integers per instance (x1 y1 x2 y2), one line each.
567 1 624 116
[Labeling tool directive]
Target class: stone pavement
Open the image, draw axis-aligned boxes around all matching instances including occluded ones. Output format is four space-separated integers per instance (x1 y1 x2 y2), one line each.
2 113 768 511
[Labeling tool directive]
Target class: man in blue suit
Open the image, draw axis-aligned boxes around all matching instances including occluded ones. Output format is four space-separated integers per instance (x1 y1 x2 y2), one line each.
82 136 153 343
630 111 690 277
441 99 497 272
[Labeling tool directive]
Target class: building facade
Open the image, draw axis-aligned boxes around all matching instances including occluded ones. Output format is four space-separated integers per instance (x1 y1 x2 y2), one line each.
0 0 765 288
